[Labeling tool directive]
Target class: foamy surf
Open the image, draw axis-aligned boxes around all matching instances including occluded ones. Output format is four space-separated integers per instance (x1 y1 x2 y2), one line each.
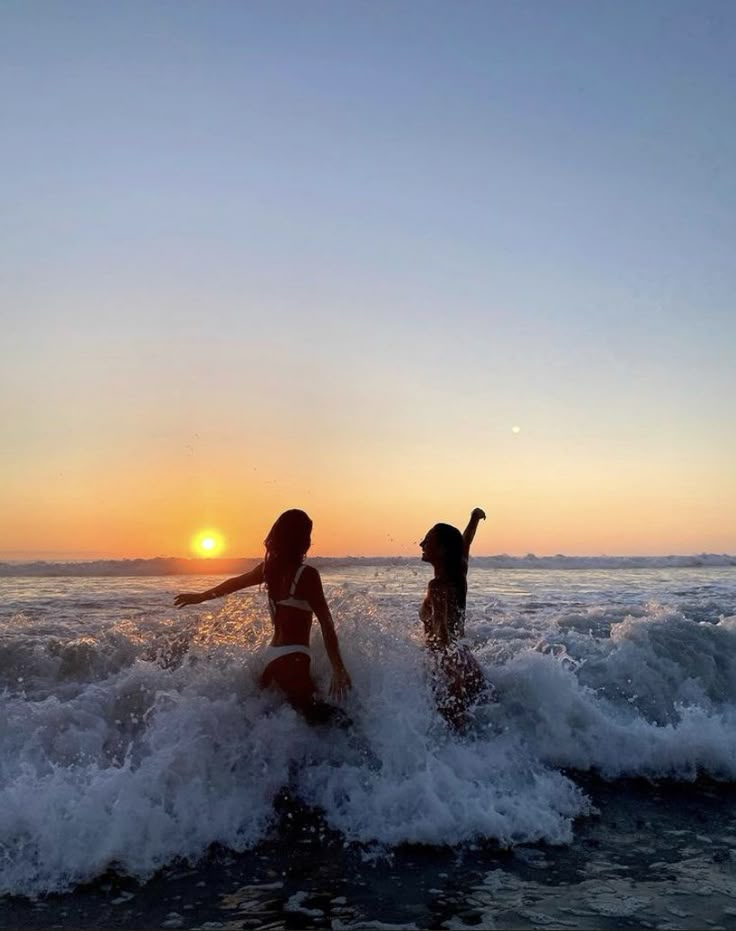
0 566 735 896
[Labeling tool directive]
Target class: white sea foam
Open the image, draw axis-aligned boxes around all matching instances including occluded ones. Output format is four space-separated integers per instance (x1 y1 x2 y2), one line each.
0 567 735 895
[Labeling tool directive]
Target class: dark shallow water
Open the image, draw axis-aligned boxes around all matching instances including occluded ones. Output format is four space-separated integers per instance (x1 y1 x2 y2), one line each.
3 778 736 930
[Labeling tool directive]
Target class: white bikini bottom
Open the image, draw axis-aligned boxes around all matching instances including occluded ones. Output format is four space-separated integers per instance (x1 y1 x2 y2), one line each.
263 644 311 666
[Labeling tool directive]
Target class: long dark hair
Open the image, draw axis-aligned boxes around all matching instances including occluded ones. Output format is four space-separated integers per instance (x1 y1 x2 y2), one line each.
430 523 467 610
263 509 313 594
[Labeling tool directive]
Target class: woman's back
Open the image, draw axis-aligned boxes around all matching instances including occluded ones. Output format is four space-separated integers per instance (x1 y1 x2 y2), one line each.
267 563 314 647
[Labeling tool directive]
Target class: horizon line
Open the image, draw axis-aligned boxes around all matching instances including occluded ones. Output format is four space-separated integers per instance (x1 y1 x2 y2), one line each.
1 551 735 564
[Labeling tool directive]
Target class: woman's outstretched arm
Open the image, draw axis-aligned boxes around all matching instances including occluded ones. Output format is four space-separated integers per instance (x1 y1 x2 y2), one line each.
174 562 264 607
462 507 486 560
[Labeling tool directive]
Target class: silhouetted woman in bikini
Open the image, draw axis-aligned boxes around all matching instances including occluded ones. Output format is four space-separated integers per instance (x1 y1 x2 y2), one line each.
420 507 489 731
175 509 351 725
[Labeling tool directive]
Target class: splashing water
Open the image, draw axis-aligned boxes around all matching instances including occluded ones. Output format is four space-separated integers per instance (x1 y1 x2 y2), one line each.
1 566 735 895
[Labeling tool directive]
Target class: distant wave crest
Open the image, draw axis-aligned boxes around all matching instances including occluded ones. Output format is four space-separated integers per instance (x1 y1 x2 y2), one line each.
0 553 734 576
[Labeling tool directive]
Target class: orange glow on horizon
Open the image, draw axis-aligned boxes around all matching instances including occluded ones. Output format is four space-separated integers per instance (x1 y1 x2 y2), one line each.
1 438 733 559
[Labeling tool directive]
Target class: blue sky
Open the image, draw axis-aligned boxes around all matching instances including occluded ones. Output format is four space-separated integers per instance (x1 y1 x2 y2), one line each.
2 1 735 556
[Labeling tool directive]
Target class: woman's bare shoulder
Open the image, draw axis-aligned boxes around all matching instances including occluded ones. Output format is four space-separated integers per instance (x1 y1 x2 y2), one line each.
300 563 323 588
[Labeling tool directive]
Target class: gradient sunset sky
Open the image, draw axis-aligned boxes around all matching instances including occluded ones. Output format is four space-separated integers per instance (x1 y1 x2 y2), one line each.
2 1 735 559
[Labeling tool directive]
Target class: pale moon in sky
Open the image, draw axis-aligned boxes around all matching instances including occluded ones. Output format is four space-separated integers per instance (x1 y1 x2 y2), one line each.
511 425 521 434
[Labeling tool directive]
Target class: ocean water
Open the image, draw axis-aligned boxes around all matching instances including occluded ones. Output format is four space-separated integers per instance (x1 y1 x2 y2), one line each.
1 563 736 928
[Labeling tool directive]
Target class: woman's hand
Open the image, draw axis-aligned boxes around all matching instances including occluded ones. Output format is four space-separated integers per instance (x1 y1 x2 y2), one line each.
471 507 486 522
174 592 206 608
329 665 352 701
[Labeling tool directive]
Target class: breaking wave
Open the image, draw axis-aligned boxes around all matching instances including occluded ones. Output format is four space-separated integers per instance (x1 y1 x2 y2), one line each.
1 567 735 895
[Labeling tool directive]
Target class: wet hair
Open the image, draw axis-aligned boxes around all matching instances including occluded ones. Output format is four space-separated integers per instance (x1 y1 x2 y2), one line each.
263 509 313 593
429 523 467 610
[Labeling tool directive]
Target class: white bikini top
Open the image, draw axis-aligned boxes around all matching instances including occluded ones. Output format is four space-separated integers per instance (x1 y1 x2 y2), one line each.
268 565 312 620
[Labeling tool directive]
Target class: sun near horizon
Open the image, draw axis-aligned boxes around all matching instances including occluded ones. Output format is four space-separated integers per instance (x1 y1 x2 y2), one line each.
191 530 226 559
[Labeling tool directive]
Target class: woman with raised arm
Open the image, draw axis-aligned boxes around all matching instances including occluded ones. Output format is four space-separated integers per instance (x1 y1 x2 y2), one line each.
419 507 489 731
175 509 351 726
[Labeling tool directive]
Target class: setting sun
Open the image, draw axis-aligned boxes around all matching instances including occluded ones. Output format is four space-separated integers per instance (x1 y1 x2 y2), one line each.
191 529 226 558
